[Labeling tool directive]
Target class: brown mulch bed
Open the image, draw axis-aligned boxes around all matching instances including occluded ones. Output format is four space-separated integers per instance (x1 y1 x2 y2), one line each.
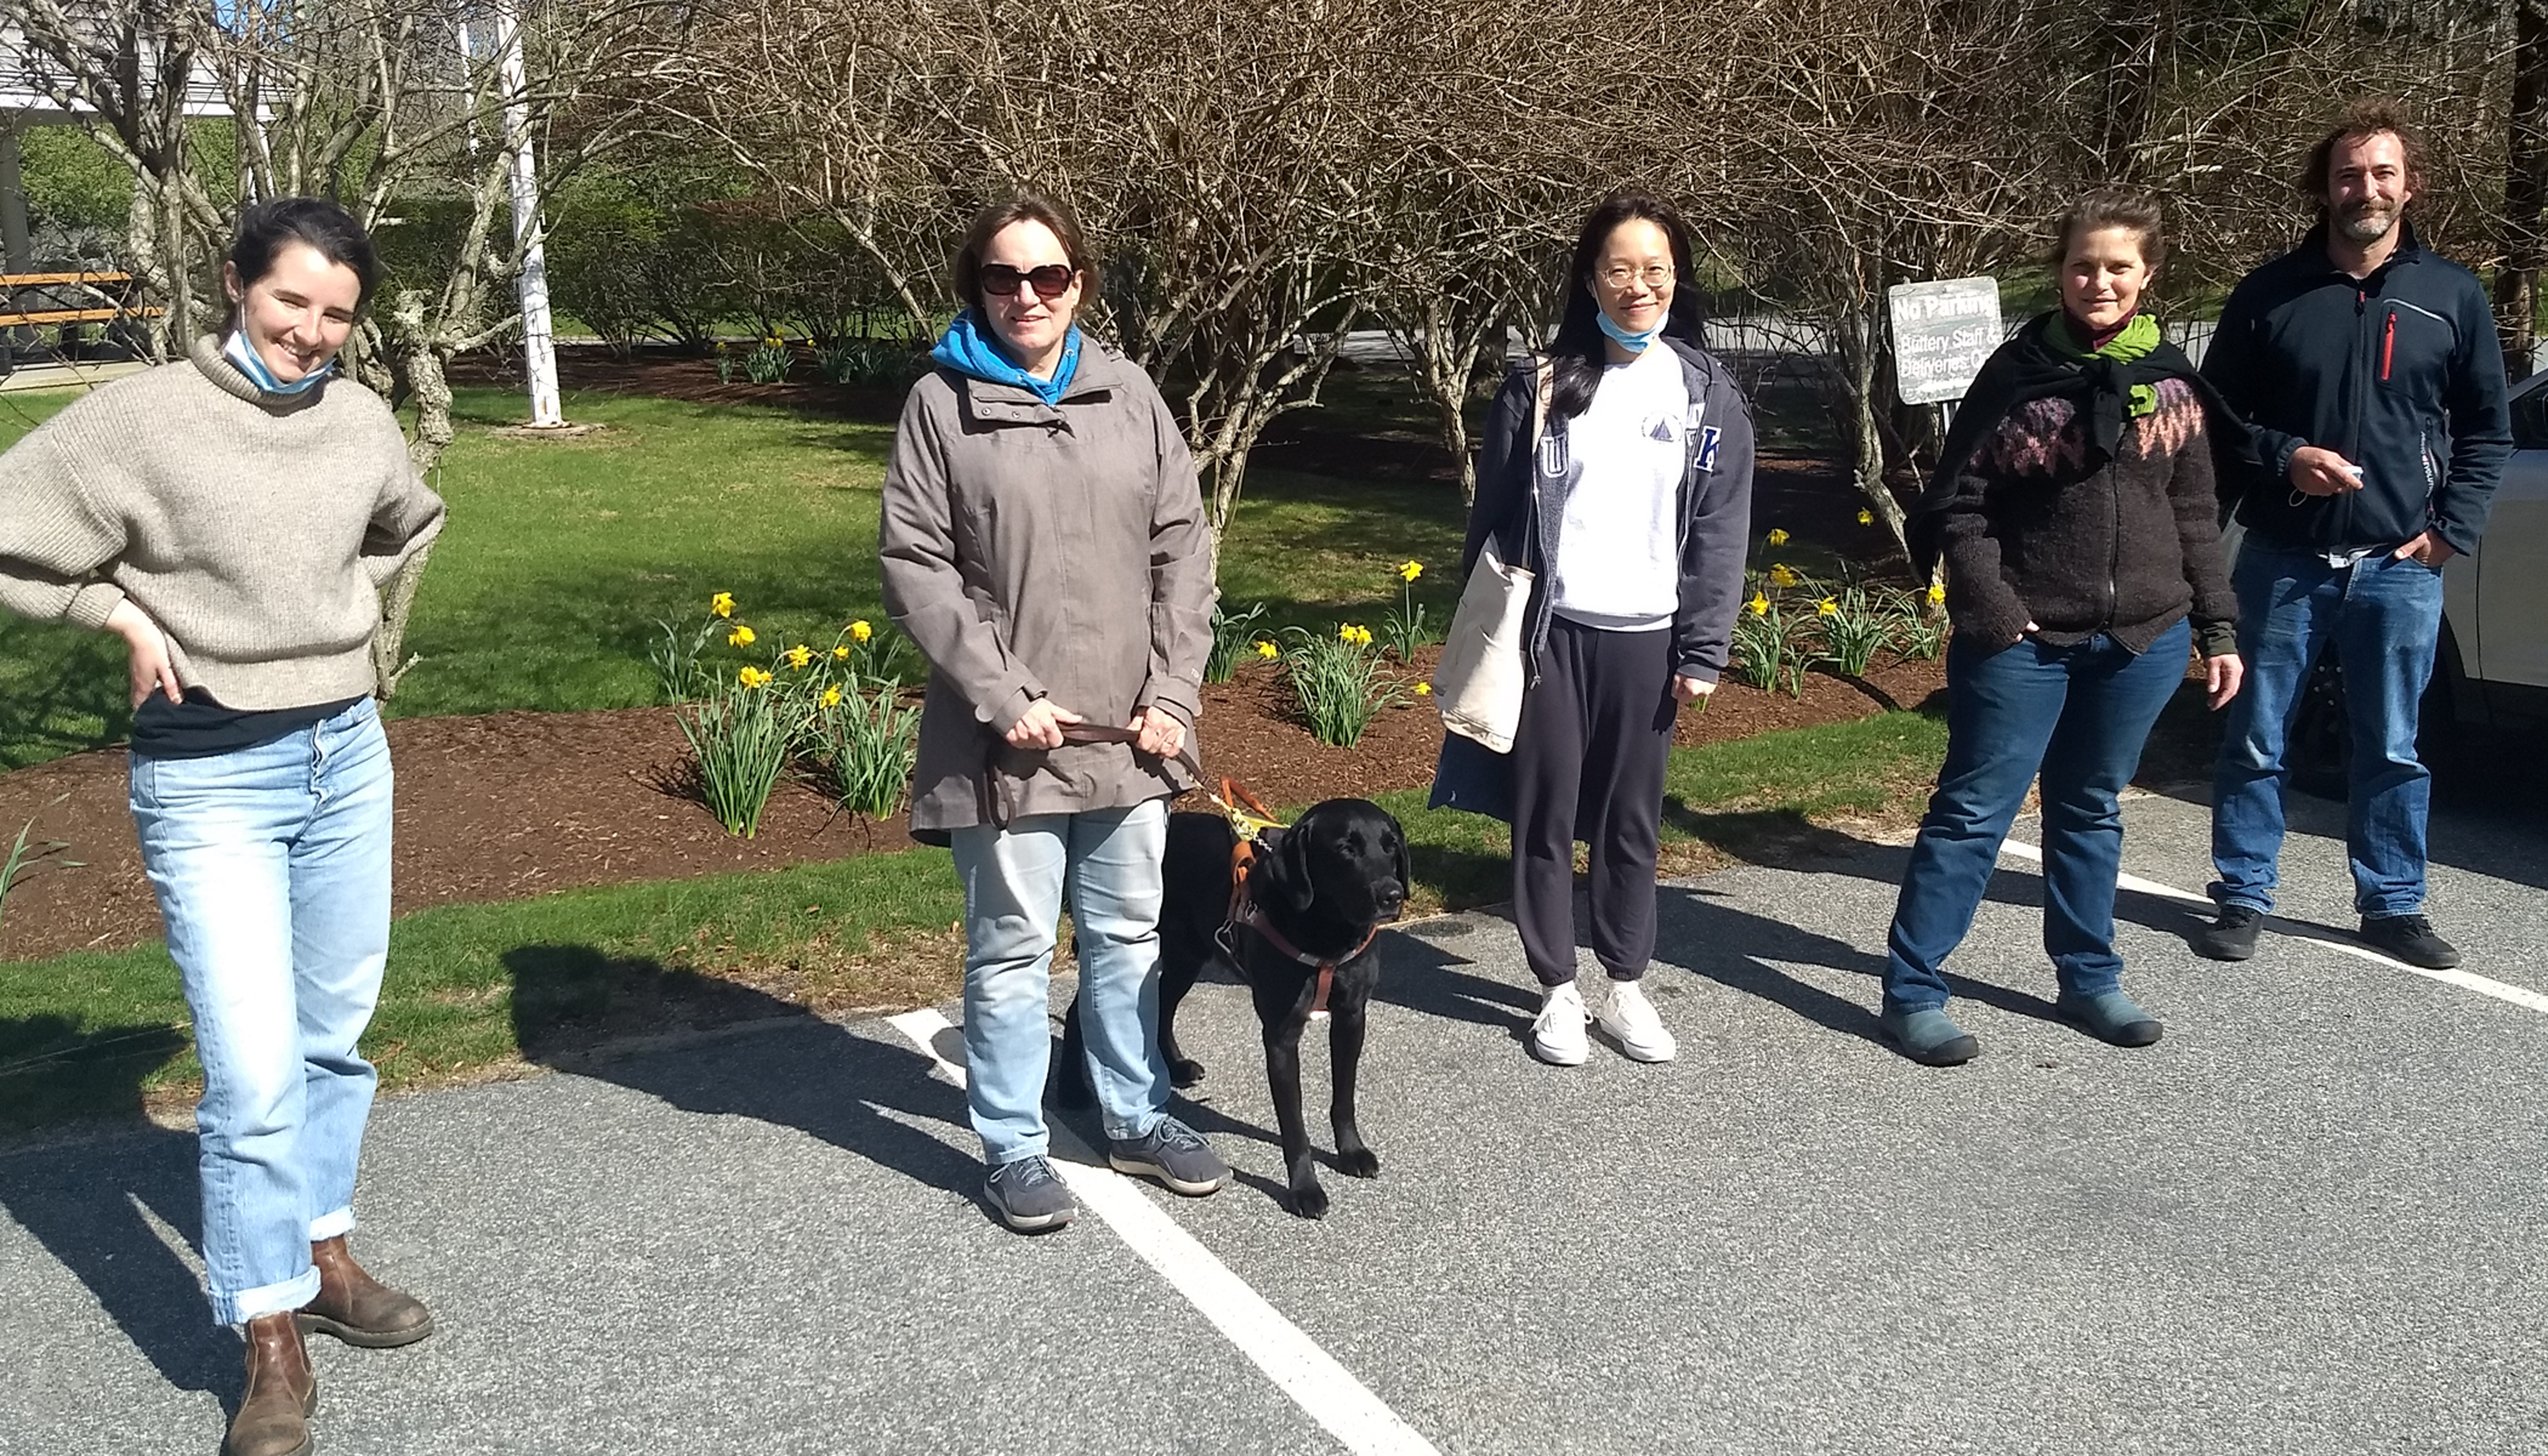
0 651 1945 963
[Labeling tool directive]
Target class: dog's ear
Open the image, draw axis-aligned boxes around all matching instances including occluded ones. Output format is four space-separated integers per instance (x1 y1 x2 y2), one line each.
1268 822 1318 911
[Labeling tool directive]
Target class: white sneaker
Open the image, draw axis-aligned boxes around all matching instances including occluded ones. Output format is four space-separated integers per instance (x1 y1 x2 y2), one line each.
1530 980 1590 1065
1597 980 1677 1062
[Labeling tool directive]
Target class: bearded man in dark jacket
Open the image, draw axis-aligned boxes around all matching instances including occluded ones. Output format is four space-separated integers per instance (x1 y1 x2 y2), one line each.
2194 99 2511 971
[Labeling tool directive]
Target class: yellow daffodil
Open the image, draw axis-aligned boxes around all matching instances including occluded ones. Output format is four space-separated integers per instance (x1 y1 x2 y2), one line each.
1768 564 1801 589
785 645 813 670
727 625 756 648
1398 560 1423 583
738 666 772 687
1857 509 1874 526
1413 682 1432 696
1817 597 1839 617
833 645 851 659
1927 583 1947 605
710 591 735 618
1767 528 1790 547
849 620 873 643
1748 592 1770 617
1255 639 1279 660
1355 626 1374 647
821 685 843 708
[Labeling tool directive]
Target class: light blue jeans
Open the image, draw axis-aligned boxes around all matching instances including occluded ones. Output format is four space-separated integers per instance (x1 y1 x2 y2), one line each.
129 698 394 1326
948 799 1171 1164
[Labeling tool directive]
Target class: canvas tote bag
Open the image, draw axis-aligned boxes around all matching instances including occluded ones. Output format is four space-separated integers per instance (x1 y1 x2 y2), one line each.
1432 360 1554 754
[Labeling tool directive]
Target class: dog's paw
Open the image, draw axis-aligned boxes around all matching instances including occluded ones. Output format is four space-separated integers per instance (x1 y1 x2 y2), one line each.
1169 1057 1206 1088
1288 1179 1330 1219
1335 1146 1381 1180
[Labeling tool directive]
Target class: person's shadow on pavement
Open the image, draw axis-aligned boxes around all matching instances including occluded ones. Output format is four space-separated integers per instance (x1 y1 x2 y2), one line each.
0 1016 241 1405
503 944 984 1206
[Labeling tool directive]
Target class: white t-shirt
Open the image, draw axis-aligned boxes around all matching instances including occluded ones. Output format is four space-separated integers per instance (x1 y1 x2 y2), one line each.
1550 344 1689 632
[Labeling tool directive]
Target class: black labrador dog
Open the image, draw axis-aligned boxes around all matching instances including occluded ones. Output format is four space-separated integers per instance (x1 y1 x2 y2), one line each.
1057 798 1409 1218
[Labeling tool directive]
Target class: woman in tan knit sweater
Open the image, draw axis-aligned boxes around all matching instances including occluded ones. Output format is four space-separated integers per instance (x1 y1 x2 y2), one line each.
0 198 443 1456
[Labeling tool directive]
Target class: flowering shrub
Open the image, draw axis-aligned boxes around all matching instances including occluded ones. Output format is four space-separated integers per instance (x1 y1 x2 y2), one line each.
653 593 922 833
1378 559 1432 665
1887 584 1950 661
1281 621 1405 746
1817 586 1893 677
677 675 790 836
1732 586 1818 698
744 336 793 384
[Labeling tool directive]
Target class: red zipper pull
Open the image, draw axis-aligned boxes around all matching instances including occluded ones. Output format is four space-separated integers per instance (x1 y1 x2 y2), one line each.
2381 312 2396 381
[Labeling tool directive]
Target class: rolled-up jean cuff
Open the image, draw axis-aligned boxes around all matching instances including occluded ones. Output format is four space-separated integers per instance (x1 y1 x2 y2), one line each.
214 1265 320 1327
308 1206 355 1242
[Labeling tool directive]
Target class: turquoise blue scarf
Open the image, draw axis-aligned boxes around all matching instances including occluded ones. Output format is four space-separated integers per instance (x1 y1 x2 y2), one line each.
223 331 335 397
930 310 1082 406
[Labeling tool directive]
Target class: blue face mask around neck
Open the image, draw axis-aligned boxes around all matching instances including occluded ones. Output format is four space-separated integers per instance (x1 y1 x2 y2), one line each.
1595 308 1664 355
224 330 335 397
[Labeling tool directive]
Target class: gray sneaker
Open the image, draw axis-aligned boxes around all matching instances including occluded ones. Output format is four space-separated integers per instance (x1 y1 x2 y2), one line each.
984 1155 1077 1232
1108 1117 1228 1196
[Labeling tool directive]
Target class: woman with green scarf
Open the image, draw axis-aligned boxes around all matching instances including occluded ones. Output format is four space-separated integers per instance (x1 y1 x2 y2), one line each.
1880 186 2246 1067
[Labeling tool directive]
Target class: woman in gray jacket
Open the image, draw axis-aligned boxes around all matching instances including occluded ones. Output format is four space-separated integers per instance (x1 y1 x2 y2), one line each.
879 194 1226 1232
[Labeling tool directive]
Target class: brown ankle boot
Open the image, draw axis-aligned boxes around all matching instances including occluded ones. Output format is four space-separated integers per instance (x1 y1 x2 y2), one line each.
225 1312 316 1456
298 1235 435 1348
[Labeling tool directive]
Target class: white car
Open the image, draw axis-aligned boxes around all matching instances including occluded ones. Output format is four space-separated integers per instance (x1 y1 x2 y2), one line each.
2270 369 2548 791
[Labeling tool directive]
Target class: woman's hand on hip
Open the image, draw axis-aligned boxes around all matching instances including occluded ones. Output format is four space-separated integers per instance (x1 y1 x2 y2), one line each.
104 599 182 709
1671 674 1714 706
2204 652 2245 711
1129 705 1184 759
1004 697 1082 750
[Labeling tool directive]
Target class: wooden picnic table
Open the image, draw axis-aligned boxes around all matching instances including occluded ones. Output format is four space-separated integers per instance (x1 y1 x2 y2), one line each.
0 270 164 328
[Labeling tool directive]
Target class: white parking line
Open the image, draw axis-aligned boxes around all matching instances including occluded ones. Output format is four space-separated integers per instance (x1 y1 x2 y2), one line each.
885 1009 1442 1456
1997 839 2548 1017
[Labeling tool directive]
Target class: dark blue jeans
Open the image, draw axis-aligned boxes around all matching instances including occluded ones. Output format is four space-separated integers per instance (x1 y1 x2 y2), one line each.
2208 544 2443 918
1883 620 2191 1015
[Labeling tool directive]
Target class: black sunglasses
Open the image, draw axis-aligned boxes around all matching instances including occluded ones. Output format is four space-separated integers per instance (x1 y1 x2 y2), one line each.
980 263 1076 300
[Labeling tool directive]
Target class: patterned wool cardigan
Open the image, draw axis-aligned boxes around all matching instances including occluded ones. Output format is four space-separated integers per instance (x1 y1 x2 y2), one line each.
1932 374 2237 659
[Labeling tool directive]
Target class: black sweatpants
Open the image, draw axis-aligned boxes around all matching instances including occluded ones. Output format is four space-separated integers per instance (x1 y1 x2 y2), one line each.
1511 617 1676 987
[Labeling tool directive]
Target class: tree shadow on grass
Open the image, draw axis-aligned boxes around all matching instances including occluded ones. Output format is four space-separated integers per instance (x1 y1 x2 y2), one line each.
0 622 132 770
502 945 983 1210
0 1017 240 1405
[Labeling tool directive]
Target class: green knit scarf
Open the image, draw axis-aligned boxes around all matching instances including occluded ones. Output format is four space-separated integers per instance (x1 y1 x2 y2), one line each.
2047 311 2161 417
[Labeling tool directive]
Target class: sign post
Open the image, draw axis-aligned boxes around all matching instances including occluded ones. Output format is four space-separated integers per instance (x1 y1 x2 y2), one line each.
1886 276 2002 430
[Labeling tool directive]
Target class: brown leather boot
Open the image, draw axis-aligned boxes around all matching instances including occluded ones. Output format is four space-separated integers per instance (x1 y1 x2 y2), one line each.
225 1312 316 1456
297 1236 435 1348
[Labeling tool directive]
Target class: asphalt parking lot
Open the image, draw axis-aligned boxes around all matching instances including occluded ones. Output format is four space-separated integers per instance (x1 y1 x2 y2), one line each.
4 769 2543 1455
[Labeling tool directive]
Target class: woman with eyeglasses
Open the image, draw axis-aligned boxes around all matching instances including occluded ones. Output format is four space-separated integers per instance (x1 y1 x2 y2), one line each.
0 198 442 1456
879 192 1226 1231
1432 192 1756 1067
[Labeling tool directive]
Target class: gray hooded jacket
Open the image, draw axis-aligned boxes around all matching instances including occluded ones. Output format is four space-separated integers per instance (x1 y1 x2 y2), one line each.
878 341 1212 844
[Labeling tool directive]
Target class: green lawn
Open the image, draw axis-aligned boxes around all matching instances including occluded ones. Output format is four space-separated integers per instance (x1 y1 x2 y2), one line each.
0 383 1476 770
0 710 1948 1134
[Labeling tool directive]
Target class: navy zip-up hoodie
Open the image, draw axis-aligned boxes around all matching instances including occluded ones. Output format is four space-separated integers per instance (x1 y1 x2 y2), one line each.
2201 220 2510 558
